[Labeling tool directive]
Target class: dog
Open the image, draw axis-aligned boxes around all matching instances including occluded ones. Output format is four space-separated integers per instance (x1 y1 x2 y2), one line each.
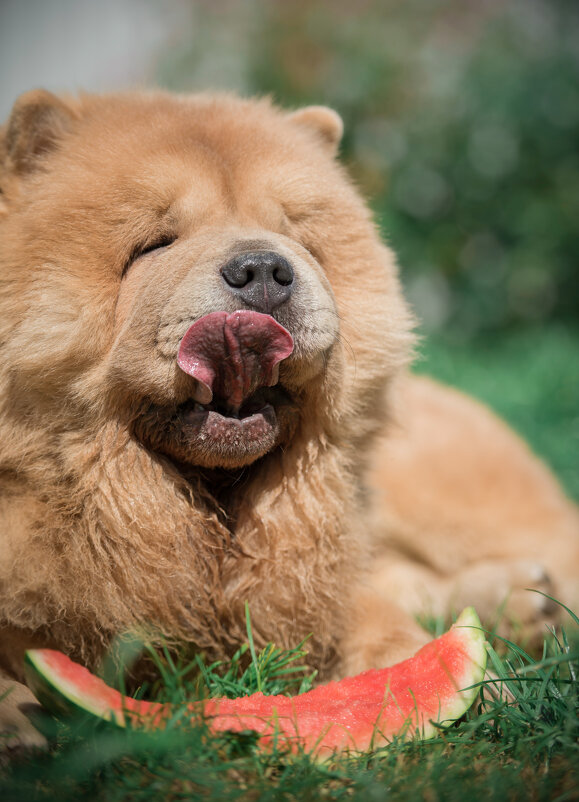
0 89 577 748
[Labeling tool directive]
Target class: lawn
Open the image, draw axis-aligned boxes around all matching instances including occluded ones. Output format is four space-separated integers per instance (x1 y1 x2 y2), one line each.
2 325 578 801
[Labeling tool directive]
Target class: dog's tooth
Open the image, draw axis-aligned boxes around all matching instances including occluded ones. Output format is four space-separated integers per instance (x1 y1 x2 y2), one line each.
191 380 213 406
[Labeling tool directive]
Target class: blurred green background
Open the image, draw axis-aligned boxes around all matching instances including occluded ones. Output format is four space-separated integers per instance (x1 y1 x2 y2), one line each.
156 0 579 496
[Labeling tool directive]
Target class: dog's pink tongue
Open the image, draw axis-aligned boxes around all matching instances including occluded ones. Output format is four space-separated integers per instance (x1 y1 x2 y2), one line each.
177 311 294 409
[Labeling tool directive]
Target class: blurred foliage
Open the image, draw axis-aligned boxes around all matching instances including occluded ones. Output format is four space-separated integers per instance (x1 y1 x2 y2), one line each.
160 0 579 337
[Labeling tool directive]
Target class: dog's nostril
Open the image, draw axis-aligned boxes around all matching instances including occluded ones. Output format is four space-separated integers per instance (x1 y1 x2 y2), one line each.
222 264 251 288
273 265 293 287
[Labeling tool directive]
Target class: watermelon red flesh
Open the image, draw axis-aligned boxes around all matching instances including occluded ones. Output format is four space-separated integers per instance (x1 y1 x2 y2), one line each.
24 607 486 757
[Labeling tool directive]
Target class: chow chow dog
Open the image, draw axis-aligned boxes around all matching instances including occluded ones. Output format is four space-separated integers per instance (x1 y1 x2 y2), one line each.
0 89 577 747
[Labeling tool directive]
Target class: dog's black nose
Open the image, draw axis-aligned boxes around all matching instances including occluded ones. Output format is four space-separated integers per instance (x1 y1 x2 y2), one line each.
221 251 294 313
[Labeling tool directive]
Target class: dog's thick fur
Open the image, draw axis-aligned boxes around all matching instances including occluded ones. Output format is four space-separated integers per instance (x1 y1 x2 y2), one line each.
0 90 577 748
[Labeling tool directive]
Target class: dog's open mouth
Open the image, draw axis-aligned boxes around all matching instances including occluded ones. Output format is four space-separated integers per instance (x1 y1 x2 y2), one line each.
177 310 294 412
135 311 298 469
175 384 291 453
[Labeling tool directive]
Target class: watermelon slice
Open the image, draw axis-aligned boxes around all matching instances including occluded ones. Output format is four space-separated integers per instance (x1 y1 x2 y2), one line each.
24 608 486 758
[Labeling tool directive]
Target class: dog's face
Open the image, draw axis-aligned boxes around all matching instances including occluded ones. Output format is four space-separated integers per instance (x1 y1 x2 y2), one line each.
0 91 411 473
106 120 341 469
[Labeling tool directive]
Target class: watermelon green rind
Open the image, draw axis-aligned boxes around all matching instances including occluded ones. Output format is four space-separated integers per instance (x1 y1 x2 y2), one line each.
24 649 127 726
23 607 487 757
23 650 162 728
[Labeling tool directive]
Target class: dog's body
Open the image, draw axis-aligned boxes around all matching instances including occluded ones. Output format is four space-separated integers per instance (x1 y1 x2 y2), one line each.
0 90 577 747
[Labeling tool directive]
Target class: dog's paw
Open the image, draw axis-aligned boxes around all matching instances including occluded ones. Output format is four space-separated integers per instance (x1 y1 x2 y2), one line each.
450 559 559 646
0 679 48 759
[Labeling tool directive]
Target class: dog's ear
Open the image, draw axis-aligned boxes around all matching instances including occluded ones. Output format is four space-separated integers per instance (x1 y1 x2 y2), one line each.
289 105 343 154
2 89 76 174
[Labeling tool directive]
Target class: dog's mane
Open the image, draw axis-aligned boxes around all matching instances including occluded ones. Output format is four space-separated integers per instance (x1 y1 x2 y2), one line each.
1 404 365 672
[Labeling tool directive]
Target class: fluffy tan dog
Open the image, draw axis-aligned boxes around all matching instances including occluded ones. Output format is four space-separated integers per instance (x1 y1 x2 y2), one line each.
0 90 577 747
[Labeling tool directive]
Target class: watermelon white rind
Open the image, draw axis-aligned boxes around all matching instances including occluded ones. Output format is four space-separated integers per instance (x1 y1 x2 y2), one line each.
426 606 487 733
23 607 487 756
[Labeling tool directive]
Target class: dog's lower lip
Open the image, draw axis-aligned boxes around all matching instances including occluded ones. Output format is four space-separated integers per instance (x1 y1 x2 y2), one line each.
181 404 279 446
132 385 297 467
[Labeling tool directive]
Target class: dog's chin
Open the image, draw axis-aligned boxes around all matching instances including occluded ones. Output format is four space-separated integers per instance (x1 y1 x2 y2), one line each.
132 385 300 470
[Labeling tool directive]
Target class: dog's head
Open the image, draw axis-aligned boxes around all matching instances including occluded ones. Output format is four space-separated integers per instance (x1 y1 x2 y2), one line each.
0 90 413 472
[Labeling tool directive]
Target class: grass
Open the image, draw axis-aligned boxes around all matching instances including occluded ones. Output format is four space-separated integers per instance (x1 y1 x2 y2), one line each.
138 603 317 702
2 325 578 800
3 605 579 801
